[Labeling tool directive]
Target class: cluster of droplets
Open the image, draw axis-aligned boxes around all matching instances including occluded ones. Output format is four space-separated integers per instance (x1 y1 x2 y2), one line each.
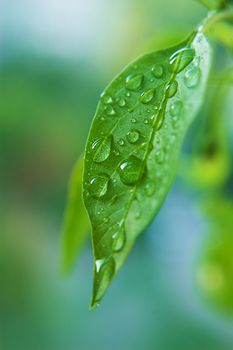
100 93 116 117
89 44 204 307
89 45 202 209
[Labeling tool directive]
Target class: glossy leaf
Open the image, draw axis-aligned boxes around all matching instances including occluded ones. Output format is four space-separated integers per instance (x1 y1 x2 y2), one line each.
61 156 90 275
83 30 212 309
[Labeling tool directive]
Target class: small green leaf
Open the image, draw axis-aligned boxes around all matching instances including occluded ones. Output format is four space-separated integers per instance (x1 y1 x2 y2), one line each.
83 30 212 309
60 156 90 275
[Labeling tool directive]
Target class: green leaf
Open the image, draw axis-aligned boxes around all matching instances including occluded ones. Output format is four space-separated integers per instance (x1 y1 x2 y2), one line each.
196 0 226 9
60 155 90 275
83 30 212 309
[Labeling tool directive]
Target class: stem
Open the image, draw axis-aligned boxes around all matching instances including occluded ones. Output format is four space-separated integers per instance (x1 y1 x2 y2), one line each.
200 9 233 32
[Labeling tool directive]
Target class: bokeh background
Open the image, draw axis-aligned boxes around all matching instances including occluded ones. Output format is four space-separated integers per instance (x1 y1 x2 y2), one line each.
1 0 233 349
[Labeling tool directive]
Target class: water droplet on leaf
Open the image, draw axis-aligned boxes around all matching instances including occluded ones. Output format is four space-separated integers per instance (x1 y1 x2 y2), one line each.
169 48 195 73
118 138 125 146
89 174 110 198
155 104 166 131
166 80 178 98
105 105 115 115
118 156 144 186
126 73 144 91
156 149 165 164
152 64 164 78
170 100 182 116
102 93 113 104
140 88 155 104
145 182 156 196
92 135 112 163
184 66 201 88
112 228 126 252
118 98 126 107
127 130 140 143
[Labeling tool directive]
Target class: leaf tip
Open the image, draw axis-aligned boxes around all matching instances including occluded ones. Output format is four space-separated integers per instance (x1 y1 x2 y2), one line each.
89 298 100 311
89 256 115 309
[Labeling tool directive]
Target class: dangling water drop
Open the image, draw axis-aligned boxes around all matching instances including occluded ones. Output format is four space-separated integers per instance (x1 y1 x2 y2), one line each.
184 66 201 88
92 257 115 308
125 73 144 91
92 135 112 163
127 130 140 144
152 64 164 78
140 88 155 104
169 47 195 73
118 156 144 186
89 174 110 198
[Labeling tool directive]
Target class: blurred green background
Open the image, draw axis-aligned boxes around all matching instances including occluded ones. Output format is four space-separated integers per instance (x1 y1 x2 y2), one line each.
1 0 233 349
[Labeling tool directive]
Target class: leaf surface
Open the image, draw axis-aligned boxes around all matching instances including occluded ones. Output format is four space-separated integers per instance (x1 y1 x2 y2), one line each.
83 31 212 308
61 156 90 274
